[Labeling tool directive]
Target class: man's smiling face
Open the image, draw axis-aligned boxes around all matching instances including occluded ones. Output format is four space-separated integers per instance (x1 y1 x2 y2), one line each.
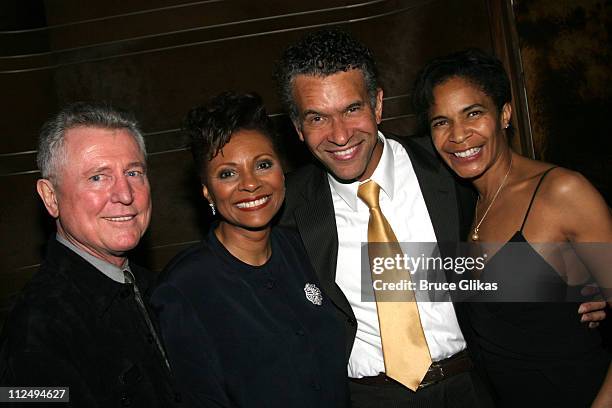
291 69 383 182
38 126 151 266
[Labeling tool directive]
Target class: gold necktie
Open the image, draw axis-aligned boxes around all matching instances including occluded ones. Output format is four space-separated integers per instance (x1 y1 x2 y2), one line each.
358 180 431 391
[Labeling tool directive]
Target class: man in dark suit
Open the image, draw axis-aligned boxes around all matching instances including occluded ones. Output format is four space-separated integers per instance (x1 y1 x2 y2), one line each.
275 29 606 407
0 102 180 407
275 28 491 408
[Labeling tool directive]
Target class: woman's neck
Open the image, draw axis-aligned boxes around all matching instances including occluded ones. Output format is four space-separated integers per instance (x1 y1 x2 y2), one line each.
473 149 514 201
215 222 272 266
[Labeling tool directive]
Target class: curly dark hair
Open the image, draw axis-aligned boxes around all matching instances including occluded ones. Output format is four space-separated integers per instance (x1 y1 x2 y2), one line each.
412 48 512 134
275 28 379 122
184 92 277 183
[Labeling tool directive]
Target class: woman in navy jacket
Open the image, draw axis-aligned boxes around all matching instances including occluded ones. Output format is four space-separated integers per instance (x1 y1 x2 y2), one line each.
151 92 348 408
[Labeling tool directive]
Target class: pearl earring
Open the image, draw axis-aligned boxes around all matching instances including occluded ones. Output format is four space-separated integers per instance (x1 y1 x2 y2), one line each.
209 203 216 216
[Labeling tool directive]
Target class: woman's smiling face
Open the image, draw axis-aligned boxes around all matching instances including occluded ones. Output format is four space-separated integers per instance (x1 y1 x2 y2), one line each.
203 129 285 231
429 76 511 179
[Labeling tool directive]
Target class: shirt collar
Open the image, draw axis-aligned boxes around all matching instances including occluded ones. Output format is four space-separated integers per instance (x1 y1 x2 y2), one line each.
56 233 129 284
327 131 395 211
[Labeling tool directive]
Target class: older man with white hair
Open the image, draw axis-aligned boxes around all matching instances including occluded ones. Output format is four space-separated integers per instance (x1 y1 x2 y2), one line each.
0 102 180 407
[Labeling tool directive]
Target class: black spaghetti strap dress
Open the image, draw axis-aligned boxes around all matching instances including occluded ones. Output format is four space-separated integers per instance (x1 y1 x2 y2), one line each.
464 168 610 407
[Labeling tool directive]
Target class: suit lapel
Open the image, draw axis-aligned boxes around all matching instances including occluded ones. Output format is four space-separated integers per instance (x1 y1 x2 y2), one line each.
293 168 353 318
289 136 467 318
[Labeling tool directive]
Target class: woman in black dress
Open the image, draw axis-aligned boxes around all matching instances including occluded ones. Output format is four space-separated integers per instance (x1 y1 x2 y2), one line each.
412 50 611 407
151 92 347 407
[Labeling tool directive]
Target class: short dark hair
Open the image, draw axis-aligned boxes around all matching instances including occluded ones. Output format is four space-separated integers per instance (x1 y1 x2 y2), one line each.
37 102 145 182
412 48 512 133
275 28 379 121
184 92 277 183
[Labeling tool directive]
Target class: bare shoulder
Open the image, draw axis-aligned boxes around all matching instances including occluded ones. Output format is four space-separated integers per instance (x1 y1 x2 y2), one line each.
537 167 603 205
535 166 611 240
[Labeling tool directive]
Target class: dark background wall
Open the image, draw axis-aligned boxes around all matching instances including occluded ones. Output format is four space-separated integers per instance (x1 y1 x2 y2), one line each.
1 0 608 328
514 0 611 204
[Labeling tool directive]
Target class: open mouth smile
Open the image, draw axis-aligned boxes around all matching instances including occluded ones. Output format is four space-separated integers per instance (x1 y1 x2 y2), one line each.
103 215 136 222
328 143 361 161
453 147 481 158
235 195 271 210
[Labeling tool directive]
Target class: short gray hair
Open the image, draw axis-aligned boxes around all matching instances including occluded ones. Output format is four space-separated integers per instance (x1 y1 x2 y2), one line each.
37 102 147 181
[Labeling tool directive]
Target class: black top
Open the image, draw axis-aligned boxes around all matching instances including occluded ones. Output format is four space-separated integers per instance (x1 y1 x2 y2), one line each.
151 226 348 408
465 168 610 407
0 237 180 408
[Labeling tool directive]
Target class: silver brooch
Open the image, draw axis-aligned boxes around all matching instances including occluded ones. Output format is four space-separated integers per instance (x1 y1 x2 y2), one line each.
304 283 323 306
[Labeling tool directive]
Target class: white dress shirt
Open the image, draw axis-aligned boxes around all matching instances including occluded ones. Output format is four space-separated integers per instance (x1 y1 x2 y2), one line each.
329 133 466 378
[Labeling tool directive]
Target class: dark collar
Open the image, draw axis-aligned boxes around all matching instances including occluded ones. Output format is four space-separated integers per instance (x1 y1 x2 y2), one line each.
44 237 151 317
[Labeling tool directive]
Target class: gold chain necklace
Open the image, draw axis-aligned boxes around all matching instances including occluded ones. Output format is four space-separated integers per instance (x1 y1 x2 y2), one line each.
471 156 513 241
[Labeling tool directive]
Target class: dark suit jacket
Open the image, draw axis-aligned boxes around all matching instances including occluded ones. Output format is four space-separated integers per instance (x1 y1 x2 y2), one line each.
278 134 476 358
0 237 180 408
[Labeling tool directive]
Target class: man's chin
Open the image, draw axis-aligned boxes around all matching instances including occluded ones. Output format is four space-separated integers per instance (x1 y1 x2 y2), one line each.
326 165 366 184
104 239 141 256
